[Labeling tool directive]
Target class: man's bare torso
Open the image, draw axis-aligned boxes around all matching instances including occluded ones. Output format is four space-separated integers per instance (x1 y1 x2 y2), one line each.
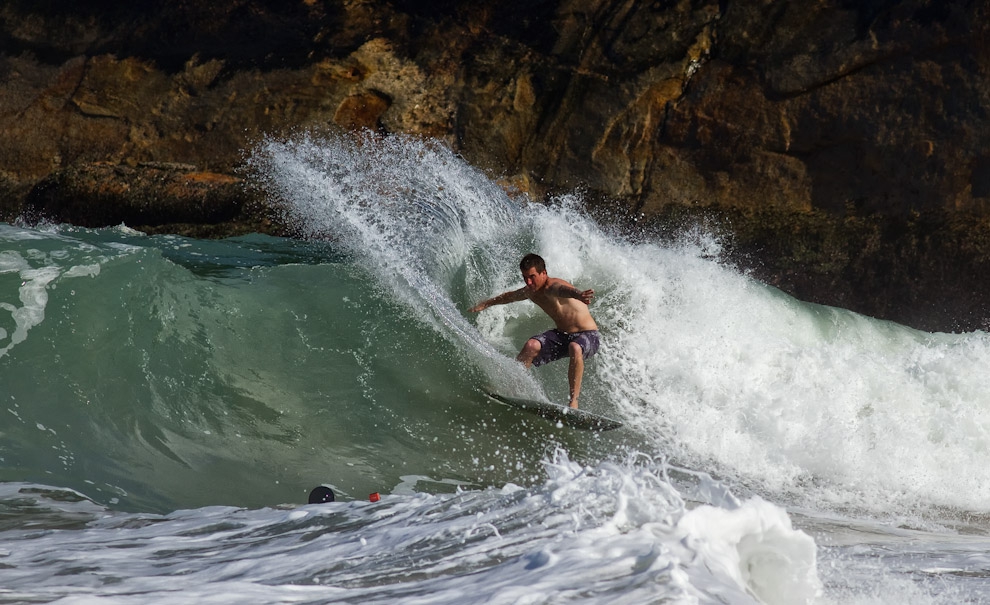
527 277 598 333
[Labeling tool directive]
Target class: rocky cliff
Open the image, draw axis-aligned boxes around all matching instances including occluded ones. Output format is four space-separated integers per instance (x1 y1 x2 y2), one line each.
1 0 988 331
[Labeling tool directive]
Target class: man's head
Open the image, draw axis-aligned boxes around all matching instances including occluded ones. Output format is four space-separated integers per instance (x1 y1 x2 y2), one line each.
520 253 547 291
519 253 546 273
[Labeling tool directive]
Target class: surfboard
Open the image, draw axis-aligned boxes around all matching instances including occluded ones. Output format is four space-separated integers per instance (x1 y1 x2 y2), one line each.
484 392 623 431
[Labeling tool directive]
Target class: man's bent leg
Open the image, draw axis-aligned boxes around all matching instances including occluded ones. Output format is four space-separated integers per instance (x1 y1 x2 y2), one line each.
567 341 584 408
517 338 541 368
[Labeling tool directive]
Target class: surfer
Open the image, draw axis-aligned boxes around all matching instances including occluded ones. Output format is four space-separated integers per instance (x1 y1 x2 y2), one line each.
469 253 599 408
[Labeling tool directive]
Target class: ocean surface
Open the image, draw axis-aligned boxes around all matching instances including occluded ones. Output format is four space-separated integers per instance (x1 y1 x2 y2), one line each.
3 132 990 604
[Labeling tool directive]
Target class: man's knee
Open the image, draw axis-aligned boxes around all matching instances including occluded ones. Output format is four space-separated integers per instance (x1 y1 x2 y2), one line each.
517 338 541 365
568 341 584 359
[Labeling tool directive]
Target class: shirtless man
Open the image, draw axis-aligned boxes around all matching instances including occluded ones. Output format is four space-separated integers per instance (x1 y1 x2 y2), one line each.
469 253 599 408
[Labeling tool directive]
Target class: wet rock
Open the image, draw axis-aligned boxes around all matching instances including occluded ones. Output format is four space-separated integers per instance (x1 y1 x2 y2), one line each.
24 162 270 236
334 90 391 131
1 0 989 330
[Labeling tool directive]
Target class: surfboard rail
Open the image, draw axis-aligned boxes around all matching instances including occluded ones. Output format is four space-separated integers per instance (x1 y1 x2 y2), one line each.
484 392 623 431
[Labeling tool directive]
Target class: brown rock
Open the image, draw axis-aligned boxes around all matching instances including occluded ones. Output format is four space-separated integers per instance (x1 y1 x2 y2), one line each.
333 90 391 131
1 0 990 331
23 162 263 232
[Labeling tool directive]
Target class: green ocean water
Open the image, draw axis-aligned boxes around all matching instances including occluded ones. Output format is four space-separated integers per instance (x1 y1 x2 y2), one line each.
0 228 626 512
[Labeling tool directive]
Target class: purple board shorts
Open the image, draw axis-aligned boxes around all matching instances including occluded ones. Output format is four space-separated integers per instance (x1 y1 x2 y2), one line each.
531 329 600 367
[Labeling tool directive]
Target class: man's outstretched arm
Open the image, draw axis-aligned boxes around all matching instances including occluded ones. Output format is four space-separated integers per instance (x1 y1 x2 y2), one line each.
469 288 528 312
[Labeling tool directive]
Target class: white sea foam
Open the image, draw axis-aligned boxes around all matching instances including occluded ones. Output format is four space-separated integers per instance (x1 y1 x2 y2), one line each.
584 225 990 516
0 454 821 604
676 498 821 604
0 260 58 359
62 263 101 279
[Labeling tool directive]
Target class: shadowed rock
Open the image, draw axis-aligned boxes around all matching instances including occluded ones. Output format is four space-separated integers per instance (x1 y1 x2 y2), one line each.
2 0 989 330
24 162 270 237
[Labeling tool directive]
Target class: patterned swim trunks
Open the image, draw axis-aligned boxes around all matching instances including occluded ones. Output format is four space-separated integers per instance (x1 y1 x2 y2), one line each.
530 329 600 367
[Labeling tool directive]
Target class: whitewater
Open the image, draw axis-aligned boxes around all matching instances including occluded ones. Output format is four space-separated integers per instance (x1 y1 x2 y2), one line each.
2 132 989 603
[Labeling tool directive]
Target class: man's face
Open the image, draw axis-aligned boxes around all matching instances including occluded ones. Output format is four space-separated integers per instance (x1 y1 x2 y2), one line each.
521 267 547 291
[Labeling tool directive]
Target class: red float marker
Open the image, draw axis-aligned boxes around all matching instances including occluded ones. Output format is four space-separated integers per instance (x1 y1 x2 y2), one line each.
369 492 380 502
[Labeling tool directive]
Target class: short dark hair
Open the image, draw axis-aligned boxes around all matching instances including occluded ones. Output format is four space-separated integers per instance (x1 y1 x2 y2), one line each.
520 253 546 273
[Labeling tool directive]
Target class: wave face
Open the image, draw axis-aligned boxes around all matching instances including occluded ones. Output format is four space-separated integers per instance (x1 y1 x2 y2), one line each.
2 132 990 603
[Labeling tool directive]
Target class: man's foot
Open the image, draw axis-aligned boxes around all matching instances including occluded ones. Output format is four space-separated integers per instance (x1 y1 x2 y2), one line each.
568 400 578 409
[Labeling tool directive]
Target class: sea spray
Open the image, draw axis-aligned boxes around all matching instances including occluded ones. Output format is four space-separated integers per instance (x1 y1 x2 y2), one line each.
247 130 544 399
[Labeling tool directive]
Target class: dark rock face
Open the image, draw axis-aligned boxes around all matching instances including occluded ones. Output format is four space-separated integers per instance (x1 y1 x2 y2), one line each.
23 162 271 236
1 0 989 331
